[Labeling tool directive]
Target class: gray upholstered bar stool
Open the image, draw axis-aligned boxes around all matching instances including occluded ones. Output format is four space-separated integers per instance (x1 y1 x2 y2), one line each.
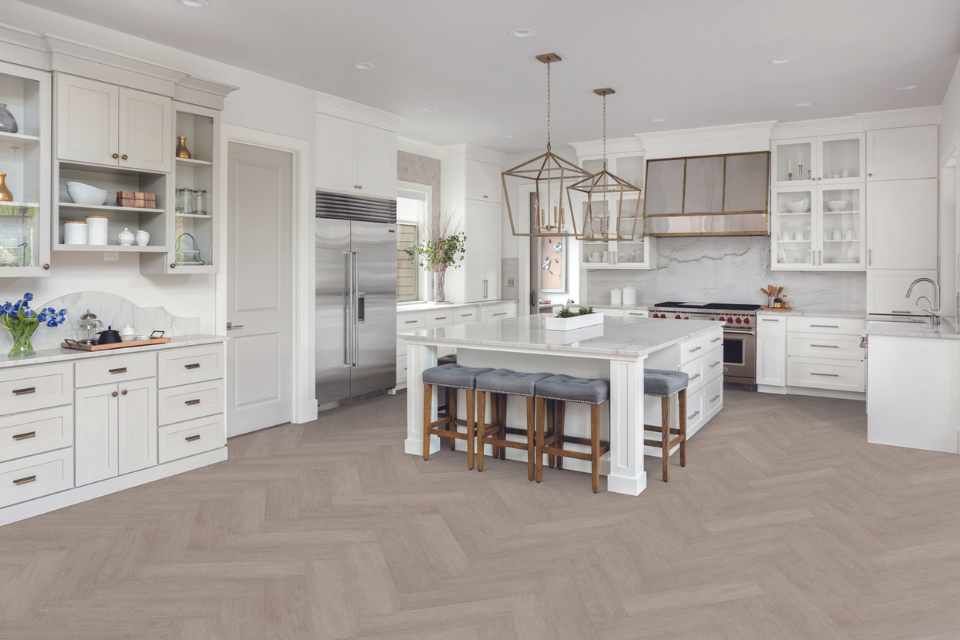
643 369 690 482
474 369 551 480
533 374 610 493
422 364 492 469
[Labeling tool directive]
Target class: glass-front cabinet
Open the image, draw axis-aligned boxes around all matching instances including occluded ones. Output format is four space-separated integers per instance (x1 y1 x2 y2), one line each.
772 133 864 187
0 61 51 276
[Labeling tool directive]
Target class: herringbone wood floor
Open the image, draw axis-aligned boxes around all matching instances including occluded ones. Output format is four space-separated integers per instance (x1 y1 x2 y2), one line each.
1 390 959 639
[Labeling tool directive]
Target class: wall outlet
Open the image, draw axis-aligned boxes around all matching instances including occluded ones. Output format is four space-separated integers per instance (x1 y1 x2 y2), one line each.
102 251 119 263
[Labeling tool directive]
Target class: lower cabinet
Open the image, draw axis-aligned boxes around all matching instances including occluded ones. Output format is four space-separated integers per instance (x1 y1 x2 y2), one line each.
76 378 157 485
756 314 787 387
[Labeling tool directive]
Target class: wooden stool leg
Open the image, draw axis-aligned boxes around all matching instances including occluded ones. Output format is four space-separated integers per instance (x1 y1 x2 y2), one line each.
535 397 546 483
465 389 475 470
591 403 601 493
556 400 566 470
498 395 508 460
476 390 486 472
660 396 671 482
526 397 535 481
447 390 458 450
546 400 556 469
678 389 687 468
489 393 499 459
422 383 433 461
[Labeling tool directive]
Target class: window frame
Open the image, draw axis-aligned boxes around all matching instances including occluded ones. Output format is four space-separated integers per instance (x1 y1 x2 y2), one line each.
396 181 432 305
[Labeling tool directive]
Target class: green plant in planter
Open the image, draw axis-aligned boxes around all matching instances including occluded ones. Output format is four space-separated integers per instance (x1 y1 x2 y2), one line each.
405 223 466 303
555 306 594 318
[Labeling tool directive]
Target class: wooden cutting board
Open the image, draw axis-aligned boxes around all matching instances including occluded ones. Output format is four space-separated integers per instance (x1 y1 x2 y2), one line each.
62 338 172 352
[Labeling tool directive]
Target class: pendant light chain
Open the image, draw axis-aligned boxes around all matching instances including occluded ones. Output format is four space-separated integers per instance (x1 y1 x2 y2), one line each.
545 60 552 151
601 92 607 170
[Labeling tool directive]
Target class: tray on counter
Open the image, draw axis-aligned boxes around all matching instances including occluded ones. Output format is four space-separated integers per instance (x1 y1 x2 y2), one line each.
62 337 172 352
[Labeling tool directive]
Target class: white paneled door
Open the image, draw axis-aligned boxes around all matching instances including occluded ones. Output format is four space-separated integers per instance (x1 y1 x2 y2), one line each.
226 143 293 436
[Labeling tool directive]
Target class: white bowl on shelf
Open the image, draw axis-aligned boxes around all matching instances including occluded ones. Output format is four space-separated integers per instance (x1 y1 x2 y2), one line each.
65 181 108 206
826 199 850 212
785 199 810 213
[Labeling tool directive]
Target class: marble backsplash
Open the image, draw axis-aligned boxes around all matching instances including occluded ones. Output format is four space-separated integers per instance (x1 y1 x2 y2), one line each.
0 291 204 351
586 236 866 312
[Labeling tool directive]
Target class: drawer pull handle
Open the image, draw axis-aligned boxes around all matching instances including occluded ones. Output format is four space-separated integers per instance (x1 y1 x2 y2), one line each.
185 434 201 442
689 373 701 381
709 361 721 368
689 346 703 353
185 399 201 406
811 372 840 378
404 320 418 325
434 316 447 320
761 318 780 323
460 313 473 317
710 394 721 403
687 410 701 421
184 363 201 370
12 431 36 441
810 324 839 329
109 367 128 374
12 387 35 396
810 344 839 349
13 474 36 486
710 337 722 343
492 312 507 317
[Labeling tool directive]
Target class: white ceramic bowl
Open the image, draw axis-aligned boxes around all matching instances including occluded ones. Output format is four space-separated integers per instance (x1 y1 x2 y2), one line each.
66 181 108 206
786 199 810 213
826 199 850 212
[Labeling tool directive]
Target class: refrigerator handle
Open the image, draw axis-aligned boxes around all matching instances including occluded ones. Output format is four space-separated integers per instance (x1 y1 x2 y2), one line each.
352 250 359 366
343 251 353 365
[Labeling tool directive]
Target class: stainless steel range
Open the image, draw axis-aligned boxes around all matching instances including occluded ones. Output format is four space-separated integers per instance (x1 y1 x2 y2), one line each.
650 302 761 388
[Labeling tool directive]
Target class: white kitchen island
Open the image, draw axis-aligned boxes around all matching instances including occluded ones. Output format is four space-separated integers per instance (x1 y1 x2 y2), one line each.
402 315 724 496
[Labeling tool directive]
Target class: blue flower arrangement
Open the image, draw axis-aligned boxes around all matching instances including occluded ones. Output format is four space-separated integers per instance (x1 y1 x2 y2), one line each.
0 293 67 357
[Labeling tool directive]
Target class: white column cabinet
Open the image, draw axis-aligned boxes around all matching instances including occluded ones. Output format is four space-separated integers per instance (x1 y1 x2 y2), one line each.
117 378 158 475
866 178 938 270
315 114 397 199
867 126 938 181
314 114 356 193
355 124 398 198
118 88 171 173
460 199 501 301
75 382 119 486
756 315 787 387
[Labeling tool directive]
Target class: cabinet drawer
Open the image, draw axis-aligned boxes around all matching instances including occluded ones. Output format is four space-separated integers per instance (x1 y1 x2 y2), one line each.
681 328 723 365
0 405 73 463
787 316 864 336
787 358 865 392
0 448 73 508
398 314 427 331
158 379 223 426
481 302 517 321
701 346 724 382
683 387 706 434
757 315 788 335
75 352 156 388
680 358 706 394
623 309 649 319
704 377 723 416
159 414 225 464
452 308 479 323
158 344 224 388
788 334 864 360
0 363 73 414
424 311 454 328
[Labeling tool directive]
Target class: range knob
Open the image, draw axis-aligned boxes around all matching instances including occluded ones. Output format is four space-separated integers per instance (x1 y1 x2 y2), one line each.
674 314 681 319
742 316 751 325
735 317 742 324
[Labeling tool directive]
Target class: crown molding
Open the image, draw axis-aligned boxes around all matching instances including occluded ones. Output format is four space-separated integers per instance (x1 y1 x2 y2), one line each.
315 91 404 132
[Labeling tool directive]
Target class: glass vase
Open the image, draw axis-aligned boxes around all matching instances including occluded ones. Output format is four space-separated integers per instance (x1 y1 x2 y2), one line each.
7 322 38 357
433 270 446 303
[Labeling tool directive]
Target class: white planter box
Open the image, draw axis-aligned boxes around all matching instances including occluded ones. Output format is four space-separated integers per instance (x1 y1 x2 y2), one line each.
544 313 604 331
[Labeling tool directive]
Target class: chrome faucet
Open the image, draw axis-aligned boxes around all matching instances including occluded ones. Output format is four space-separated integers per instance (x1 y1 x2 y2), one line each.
905 277 941 327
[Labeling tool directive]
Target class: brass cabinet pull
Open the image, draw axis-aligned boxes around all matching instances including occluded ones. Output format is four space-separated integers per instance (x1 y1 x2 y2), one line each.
185 434 201 442
13 475 36 486
12 387 36 396
185 399 201 406
184 363 201 370
12 431 36 441
109 367 127 374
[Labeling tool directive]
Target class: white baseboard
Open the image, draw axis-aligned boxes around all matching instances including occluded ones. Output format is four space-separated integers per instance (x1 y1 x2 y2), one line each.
0 447 228 527
760 385 865 402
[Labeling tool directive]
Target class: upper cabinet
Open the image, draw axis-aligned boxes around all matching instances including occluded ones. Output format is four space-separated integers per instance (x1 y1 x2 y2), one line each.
466 159 502 203
866 126 938 181
315 114 397 200
55 74 171 173
772 133 864 186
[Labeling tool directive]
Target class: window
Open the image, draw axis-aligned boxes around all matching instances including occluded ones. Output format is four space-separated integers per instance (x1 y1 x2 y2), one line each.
396 183 431 303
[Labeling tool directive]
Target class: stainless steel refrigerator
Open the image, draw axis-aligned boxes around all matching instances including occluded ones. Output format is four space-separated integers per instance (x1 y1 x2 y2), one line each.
315 191 397 408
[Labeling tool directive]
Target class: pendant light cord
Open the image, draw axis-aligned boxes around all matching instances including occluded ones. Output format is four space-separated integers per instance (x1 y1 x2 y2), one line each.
601 93 607 171
545 60 552 151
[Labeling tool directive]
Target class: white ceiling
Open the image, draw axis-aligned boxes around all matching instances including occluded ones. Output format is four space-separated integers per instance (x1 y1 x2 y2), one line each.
19 0 960 152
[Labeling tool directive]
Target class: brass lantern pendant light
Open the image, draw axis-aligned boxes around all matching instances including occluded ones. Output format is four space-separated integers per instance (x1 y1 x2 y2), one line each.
501 53 591 238
569 88 643 242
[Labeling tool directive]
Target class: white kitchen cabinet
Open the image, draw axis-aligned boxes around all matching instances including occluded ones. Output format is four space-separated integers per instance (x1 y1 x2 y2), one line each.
466 160 501 203
55 74 171 173
75 382 119 486
117 378 158 475
771 184 865 271
866 178 938 270
784 316 866 394
457 199 501 302
756 314 787 387
867 126 938 181
315 114 397 199
866 269 939 314
772 133 864 187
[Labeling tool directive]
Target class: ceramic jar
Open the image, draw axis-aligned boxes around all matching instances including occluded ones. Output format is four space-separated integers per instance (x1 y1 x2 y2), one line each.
118 227 135 246
86 216 109 245
0 104 17 134
135 229 150 246
63 221 88 245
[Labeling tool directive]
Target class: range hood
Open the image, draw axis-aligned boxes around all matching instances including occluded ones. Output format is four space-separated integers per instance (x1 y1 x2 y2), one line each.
643 151 770 237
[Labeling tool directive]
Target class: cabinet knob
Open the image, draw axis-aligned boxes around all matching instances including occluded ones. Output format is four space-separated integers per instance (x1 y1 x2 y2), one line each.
111 390 119 398
170 263 177 269
483 194 488 199
121 154 128 161
121 389 128 396
111 153 119 159
868 172 873 177
42 263 49 270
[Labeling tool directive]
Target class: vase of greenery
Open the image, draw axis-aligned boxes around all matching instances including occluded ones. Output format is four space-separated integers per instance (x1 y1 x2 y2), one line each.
0 293 68 357
405 226 466 303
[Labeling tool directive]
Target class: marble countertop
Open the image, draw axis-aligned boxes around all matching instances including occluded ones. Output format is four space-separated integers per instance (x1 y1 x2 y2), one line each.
400 315 722 361
397 300 515 313
757 308 866 319
866 317 960 340
592 304 649 311
0 335 224 369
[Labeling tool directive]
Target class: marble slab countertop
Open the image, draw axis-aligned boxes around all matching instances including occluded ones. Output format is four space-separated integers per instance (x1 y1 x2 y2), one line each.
757 308 867 319
397 300 515 313
0 335 225 369
400 315 722 361
866 317 960 340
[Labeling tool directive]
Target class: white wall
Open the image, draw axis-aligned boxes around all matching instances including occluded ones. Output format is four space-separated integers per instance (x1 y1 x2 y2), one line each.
941 58 960 168
0 1 317 330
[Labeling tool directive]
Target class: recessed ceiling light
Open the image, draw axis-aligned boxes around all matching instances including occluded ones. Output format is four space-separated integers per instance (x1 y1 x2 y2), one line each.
354 62 375 71
651 117 666 123
896 84 918 91
179 0 208 7
512 27 536 38
795 101 813 107
771 58 790 65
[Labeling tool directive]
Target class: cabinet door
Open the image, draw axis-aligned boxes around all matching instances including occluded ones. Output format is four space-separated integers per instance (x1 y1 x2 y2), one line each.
464 199 501 301
819 185 864 269
118 88 171 173
867 179 937 270
867 126 938 181
466 160 502 203
772 138 815 186
315 114 358 194
354 124 397 198
820 134 864 183
771 187 816 270
55 74 119 166
118 378 158 475
75 383 118 486
757 316 787 387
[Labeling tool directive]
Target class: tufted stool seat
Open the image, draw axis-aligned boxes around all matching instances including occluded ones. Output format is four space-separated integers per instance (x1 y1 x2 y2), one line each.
643 368 690 482
474 369 551 479
422 364 492 469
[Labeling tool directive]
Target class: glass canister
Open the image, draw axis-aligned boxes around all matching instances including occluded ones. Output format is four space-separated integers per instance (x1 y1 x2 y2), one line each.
193 189 207 216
